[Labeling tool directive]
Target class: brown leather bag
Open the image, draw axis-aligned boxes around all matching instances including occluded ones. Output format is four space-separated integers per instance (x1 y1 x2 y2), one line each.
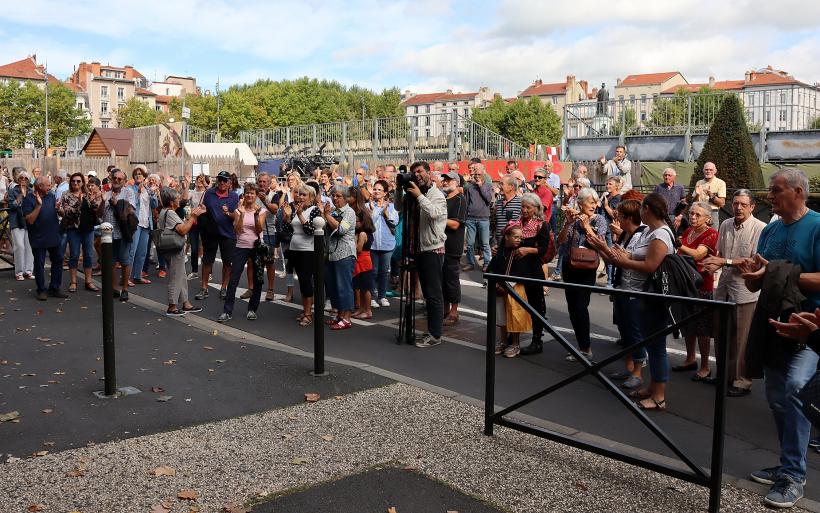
569 224 600 270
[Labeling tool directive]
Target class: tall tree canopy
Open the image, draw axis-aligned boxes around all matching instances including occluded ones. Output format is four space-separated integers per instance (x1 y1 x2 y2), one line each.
471 96 562 147
115 97 169 128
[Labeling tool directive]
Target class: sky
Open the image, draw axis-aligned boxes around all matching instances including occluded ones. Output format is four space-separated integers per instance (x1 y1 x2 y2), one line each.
0 0 818 98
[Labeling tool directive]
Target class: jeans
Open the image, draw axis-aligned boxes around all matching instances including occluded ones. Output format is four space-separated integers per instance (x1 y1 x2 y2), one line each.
605 232 615 286
326 256 356 312
642 301 670 383
129 226 152 280
562 265 596 352
417 251 444 338
464 218 491 267
223 246 262 315
66 230 95 269
58 232 68 266
32 246 63 294
764 349 820 482
189 226 201 273
371 249 392 300
613 295 647 363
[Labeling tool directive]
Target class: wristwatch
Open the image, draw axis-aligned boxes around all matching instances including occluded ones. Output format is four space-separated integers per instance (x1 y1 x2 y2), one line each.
724 259 734 267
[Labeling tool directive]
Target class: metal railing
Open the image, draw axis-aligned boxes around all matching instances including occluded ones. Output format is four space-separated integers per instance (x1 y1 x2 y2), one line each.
240 112 531 162
564 87 820 139
483 272 735 513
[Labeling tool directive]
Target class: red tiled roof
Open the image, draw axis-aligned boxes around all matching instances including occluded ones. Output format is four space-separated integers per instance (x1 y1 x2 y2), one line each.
154 95 173 104
0 56 60 83
746 73 799 86
402 91 478 106
64 82 86 93
519 82 566 97
662 80 744 94
135 87 156 96
82 128 133 156
618 72 682 87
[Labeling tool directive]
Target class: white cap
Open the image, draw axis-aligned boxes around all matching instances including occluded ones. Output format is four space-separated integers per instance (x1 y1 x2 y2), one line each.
87 170 97 177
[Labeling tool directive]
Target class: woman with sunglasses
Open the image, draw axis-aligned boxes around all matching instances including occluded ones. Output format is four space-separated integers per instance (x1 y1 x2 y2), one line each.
6 169 34 280
58 173 102 292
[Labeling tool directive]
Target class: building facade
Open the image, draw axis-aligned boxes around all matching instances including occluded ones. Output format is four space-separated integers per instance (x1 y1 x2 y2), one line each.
402 87 495 137
0 55 60 88
517 75 589 117
66 62 151 128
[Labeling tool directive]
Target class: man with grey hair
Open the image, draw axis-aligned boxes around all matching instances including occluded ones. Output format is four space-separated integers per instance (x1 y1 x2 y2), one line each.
740 167 819 508
653 167 686 228
22 175 67 300
493 174 521 246
54 169 69 200
702 189 765 397
463 162 493 272
598 145 632 192
97 168 137 302
693 161 726 228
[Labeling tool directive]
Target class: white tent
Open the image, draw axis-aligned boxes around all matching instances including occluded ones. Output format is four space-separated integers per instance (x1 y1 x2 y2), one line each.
183 142 258 166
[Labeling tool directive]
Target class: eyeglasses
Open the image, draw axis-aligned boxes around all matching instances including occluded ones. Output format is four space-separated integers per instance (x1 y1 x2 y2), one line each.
534 176 545 180
573 184 582 189
70 179 83 183
112 177 124 182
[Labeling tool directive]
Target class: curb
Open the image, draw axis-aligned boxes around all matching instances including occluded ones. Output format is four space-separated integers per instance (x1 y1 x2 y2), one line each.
124 290 820 512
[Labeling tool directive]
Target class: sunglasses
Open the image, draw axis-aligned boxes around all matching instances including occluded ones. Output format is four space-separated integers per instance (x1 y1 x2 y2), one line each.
217 177 229 182
70 179 83 183
534 176 545 180
113 177 124 181
573 185 582 189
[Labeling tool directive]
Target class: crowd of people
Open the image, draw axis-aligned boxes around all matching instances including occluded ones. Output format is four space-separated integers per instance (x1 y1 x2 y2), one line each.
1 151 818 508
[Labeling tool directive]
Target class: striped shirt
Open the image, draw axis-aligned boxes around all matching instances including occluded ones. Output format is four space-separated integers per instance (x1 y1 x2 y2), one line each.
494 194 521 243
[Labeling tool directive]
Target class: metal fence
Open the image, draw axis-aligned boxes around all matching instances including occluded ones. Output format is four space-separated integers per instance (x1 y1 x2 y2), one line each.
240 112 531 162
565 87 820 139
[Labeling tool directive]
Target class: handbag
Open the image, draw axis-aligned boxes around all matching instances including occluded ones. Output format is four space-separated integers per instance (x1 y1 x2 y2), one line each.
255 212 275 266
569 223 600 270
798 370 820 429
151 209 186 253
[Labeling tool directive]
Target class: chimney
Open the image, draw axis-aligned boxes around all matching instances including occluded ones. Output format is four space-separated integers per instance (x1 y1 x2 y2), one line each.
708 76 715 88
446 88 453 94
616 78 622 86
579 80 588 94
534 79 542 86
744 70 751 82
591 87 599 99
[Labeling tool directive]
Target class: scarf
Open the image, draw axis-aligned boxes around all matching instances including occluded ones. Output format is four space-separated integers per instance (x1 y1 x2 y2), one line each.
506 216 542 239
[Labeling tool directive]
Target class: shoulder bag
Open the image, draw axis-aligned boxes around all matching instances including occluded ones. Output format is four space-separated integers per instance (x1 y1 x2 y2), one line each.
151 209 186 253
569 222 600 271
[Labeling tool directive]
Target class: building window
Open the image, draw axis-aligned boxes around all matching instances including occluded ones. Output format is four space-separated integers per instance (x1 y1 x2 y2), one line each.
101 101 108 114
101 121 109 128
166 88 170 95
101 86 108 98
641 112 646 121
425 116 430 125
780 93 787 104
425 128 430 137
425 105 430 113
779 110 787 122
156 105 162 111
629 95 635 102
766 111 771 122
117 87 124 100
552 96 558 105
618 95 624 101
748 95 754 107
640 94 647 105
76 102 83 110
413 106 418 114
463 101 468 105
118 103 125 110
463 108 469 116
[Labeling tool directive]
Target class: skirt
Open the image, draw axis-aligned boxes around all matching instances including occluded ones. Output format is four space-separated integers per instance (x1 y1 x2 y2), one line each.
495 283 533 333
681 290 714 338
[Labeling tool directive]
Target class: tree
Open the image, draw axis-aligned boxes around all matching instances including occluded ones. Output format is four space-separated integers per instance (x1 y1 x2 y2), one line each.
690 95 764 191
614 106 637 135
115 97 167 128
0 79 90 149
471 97 562 147
811 117 820 129
650 86 731 133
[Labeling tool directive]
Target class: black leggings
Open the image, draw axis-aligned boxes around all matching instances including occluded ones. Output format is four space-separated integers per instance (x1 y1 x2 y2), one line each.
288 249 314 298
562 265 597 352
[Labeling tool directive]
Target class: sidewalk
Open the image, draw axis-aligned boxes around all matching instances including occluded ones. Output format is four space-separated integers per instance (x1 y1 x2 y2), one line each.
0 275 811 512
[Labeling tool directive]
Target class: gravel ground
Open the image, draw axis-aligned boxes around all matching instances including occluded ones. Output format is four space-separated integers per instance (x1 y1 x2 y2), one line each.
0 383 804 513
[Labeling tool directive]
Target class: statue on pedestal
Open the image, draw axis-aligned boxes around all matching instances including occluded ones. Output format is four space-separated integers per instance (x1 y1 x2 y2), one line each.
596 83 609 115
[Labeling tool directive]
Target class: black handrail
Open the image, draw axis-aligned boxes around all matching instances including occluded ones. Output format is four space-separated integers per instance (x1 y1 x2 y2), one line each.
484 272 734 513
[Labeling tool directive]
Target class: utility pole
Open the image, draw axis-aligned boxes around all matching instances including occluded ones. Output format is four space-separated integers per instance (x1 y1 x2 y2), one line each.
44 59 49 154
216 77 221 142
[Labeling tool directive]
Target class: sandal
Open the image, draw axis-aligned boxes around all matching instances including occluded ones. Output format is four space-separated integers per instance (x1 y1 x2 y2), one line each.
299 315 313 327
330 319 352 330
296 313 307 321
672 362 697 372
638 398 667 411
627 389 652 400
691 371 712 382
353 313 372 320
85 283 100 292
325 316 341 325
68 283 77 293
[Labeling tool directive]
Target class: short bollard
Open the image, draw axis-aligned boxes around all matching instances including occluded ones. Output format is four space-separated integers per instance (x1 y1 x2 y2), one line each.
312 216 327 376
100 222 117 396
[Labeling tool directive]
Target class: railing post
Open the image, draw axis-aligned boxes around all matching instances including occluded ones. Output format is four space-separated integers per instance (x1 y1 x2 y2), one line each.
408 117 416 162
100 223 116 396
684 95 692 162
708 304 732 513
373 119 379 162
312 217 327 376
341 122 348 164
619 99 626 145
484 274 497 436
448 112 457 161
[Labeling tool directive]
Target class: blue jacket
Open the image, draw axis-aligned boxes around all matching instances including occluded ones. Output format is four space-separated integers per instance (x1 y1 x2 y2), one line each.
371 202 399 252
6 185 32 230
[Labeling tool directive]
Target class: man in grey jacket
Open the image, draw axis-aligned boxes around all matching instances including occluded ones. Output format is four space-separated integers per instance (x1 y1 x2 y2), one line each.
463 162 493 272
405 161 448 348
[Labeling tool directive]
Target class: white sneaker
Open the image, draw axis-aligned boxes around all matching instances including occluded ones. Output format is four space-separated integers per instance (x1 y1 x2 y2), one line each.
324 300 332 311
371 299 380 308
379 298 390 307
187 272 199 280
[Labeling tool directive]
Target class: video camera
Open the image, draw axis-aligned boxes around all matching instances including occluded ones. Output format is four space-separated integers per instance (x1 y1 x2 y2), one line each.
395 164 429 194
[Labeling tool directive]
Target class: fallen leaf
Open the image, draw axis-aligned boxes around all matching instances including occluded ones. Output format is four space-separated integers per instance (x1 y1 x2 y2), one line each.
34 309 43 316
290 457 309 465
156 396 173 402
21 373 36 377
149 466 176 477
334 395 344 400
42 409 54 414
287 414 298 420
574 481 589 492
6 456 21 463
281 434 293 440
148 503 171 513
447 511 460 513
163 360 177 365
33 450 49 457
177 489 199 500
36 337 52 342
403 465 417 471
65 469 86 477
42 442 54 447
80 306 88 309
304 392 320 403
150 387 165 393
212 330 218 336
203 346 214 351
222 504 251 513
208 369 215 372
321 434 334 442
47 380 58 384
27 504 45 512
189 506 201 513
56 308 63 313
53 371 66 375
0 411 20 422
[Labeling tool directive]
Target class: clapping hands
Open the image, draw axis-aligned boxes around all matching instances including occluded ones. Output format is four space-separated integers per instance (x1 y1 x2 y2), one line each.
770 309 820 344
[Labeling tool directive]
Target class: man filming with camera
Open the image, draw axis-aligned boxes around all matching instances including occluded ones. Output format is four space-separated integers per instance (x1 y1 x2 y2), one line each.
401 161 448 348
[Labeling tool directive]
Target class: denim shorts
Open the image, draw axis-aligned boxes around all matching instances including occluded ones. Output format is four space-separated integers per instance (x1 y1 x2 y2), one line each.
111 238 132 265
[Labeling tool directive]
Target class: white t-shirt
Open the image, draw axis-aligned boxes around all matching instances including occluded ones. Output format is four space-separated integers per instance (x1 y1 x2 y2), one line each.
620 225 675 291
288 205 317 252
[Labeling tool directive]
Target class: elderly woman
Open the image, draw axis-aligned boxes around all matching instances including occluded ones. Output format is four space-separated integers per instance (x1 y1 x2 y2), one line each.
6 168 34 280
282 184 323 326
674 201 719 380
218 183 266 323
322 185 358 330
276 171 304 303
500 192 552 356
370 179 398 307
57 173 102 292
128 167 159 285
601 176 623 288
558 186 607 360
552 176 591 281
597 193 677 410
157 187 205 316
